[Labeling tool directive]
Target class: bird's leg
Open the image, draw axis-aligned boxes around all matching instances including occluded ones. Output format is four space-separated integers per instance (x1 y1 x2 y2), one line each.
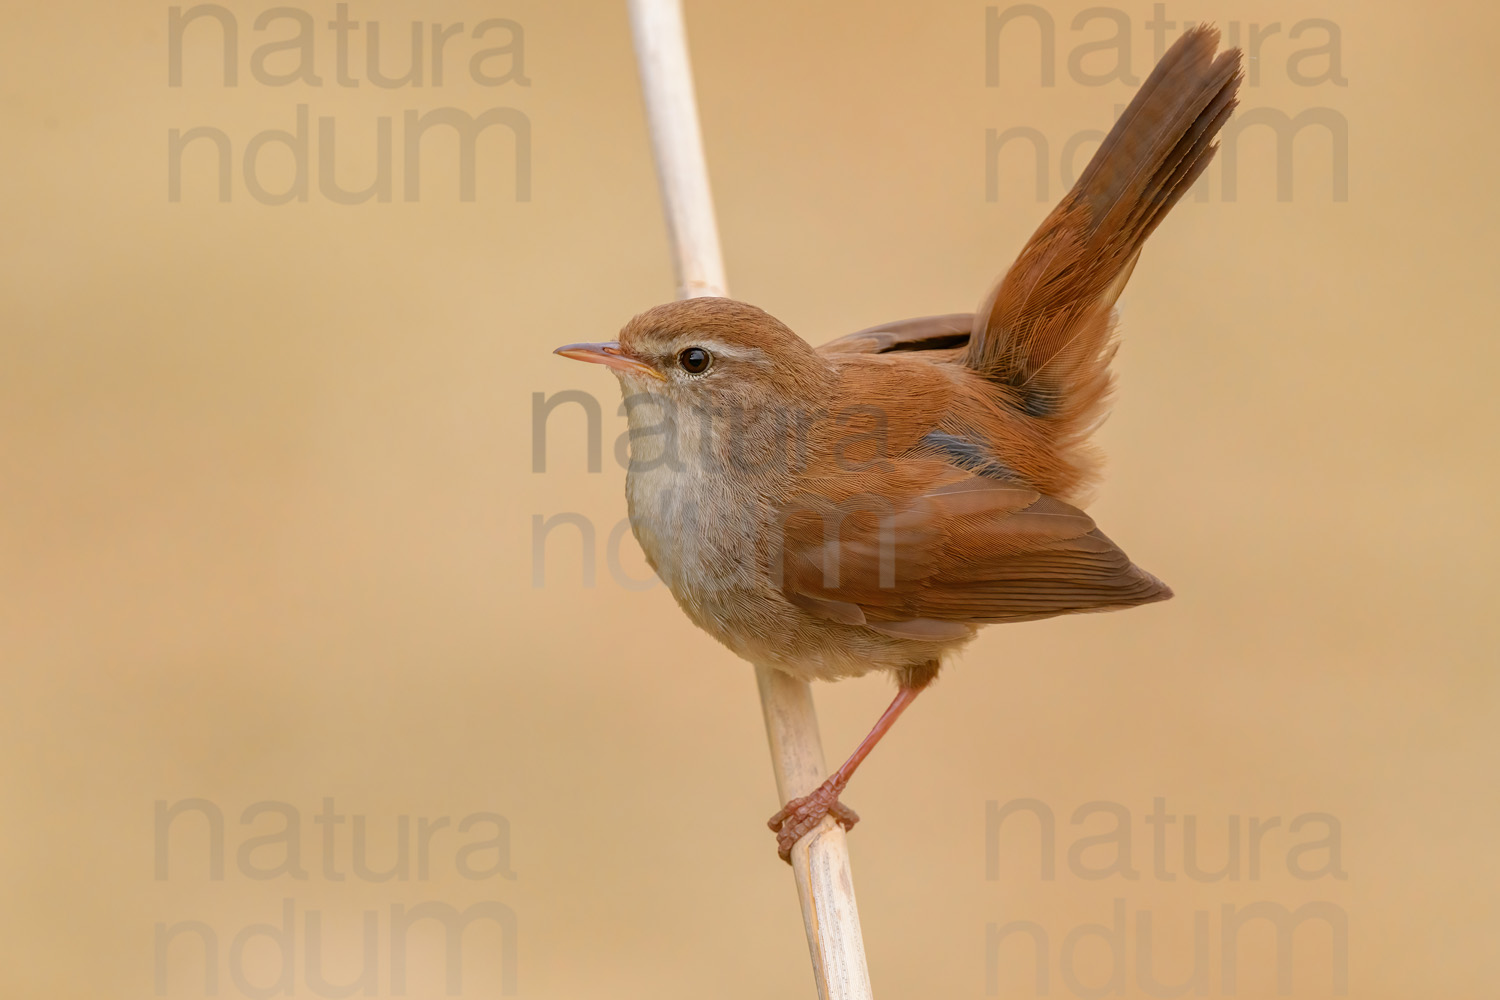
767 677 929 863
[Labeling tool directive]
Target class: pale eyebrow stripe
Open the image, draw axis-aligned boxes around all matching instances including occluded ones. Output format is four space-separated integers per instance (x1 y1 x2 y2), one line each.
638 338 770 363
700 341 768 361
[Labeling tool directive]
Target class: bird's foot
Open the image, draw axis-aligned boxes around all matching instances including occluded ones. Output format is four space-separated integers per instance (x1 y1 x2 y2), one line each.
767 779 859 863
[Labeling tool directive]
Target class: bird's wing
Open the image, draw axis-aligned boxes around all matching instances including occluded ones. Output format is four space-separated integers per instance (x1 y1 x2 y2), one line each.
774 459 1170 640
817 314 974 356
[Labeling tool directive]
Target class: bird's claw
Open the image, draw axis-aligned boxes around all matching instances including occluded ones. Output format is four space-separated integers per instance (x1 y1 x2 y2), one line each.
767 782 859 863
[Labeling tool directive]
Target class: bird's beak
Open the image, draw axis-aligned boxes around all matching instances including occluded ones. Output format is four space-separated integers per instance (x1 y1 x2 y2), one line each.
553 341 665 381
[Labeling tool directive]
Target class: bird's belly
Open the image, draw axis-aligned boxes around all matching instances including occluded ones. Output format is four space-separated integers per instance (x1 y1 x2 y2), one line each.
625 463 946 681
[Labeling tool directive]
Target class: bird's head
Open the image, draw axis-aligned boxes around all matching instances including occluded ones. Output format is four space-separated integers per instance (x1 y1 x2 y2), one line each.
555 298 837 479
555 297 827 407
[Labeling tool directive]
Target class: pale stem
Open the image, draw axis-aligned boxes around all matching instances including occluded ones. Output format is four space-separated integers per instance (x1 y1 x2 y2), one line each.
626 2 875 997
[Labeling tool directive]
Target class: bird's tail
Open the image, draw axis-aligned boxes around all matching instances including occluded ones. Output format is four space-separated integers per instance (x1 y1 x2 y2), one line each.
963 25 1242 437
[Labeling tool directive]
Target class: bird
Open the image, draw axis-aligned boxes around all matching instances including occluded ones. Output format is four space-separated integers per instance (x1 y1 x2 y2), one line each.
556 26 1243 861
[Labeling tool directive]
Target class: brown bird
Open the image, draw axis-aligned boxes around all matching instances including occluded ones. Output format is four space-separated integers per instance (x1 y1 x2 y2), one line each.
557 27 1242 861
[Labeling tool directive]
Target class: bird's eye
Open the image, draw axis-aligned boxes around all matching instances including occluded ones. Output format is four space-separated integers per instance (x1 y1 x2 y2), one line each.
678 347 712 374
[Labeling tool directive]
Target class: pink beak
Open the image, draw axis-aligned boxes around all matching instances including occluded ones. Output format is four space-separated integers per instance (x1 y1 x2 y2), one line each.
553 341 665 381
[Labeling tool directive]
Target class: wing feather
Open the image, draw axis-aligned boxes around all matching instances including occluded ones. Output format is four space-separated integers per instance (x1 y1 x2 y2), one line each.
777 461 1170 633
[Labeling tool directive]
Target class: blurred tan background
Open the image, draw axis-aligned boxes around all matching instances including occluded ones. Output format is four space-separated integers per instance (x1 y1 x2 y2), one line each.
2 0 1496 996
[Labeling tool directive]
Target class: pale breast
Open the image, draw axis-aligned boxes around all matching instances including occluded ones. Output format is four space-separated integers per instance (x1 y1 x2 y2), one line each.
625 458 959 682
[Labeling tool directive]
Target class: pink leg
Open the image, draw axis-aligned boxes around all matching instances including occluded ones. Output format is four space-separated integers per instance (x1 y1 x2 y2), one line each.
766 684 924 862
